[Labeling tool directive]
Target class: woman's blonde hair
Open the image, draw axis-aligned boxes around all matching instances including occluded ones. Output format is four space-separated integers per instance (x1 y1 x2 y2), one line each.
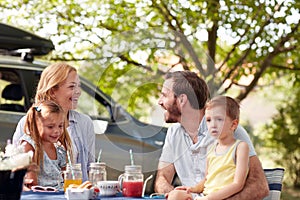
35 62 77 102
24 100 73 169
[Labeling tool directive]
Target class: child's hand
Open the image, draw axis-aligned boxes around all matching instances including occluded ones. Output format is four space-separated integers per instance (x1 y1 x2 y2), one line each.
195 196 208 200
186 187 193 193
167 190 192 200
174 186 189 191
23 178 33 191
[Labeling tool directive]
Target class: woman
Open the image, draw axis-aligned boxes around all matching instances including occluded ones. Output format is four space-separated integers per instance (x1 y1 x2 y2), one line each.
13 62 95 181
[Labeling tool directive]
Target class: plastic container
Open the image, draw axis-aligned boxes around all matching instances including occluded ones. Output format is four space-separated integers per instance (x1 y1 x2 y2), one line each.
118 165 144 197
65 188 90 200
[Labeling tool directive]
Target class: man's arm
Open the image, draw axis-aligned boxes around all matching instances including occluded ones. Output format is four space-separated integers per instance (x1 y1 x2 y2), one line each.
155 161 176 193
226 156 269 200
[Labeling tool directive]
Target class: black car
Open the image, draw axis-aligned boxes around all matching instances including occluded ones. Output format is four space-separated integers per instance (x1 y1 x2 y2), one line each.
0 23 167 193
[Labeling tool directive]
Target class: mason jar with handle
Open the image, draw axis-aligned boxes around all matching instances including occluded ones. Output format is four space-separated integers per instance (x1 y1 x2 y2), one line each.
118 165 144 197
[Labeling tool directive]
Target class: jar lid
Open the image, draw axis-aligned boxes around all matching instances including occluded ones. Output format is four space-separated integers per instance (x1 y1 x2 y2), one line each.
124 165 142 172
67 163 81 170
90 162 106 167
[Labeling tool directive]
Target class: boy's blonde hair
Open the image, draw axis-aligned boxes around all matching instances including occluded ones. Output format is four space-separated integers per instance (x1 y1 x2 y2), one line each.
205 96 240 121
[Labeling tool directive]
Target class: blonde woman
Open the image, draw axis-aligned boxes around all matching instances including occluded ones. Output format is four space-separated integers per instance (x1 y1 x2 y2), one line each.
13 62 95 182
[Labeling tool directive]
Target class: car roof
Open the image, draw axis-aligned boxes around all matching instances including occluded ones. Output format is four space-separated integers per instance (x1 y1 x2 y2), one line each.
0 23 54 56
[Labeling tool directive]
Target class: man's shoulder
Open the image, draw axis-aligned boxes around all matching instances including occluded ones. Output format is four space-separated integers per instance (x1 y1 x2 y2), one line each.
165 123 187 141
234 124 248 137
169 123 182 129
167 123 185 134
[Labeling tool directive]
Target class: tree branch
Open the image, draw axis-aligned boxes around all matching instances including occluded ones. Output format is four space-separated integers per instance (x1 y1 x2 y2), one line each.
217 4 260 72
152 0 205 75
118 54 165 75
236 18 299 100
270 64 300 71
221 2 285 86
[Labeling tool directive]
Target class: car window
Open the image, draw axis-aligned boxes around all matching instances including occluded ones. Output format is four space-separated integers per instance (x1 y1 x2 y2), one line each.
76 88 110 120
0 69 25 112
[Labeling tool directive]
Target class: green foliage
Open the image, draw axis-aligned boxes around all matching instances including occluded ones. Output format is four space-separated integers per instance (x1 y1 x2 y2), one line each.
262 75 300 188
1 0 299 185
0 0 299 118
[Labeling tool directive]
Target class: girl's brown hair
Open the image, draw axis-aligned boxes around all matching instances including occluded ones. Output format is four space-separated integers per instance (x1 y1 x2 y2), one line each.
24 100 73 168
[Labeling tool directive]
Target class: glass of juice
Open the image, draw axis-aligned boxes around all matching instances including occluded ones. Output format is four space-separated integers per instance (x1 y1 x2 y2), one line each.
122 180 143 197
63 164 82 192
118 165 144 197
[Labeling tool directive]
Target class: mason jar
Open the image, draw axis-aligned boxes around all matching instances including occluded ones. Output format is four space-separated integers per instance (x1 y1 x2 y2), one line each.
89 162 107 186
118 165 144 197
63 163 82 191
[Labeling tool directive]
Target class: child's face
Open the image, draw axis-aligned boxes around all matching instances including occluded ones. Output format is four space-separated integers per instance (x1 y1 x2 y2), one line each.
205 106 238 138
37 111 64 143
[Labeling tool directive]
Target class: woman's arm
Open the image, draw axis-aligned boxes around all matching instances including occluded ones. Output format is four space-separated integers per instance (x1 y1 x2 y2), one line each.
204 142 249 200
225 156 269 200
86 118 95 163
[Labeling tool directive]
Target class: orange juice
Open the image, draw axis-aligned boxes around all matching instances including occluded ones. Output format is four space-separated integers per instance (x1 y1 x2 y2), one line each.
64 179 82 191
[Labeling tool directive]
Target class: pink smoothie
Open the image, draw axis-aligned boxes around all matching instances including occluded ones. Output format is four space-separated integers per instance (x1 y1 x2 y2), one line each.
122 181 143 197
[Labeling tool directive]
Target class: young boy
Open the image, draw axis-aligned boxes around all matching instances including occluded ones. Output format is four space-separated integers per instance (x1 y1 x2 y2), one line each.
167 96 249 200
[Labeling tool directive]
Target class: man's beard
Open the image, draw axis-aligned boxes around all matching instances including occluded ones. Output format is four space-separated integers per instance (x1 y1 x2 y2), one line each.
165 99 181 123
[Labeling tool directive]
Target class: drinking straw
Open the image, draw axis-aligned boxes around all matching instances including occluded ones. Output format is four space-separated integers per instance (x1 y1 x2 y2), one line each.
142 175 153 197
97 149 102 163
129 149 134 165
67 150 75 179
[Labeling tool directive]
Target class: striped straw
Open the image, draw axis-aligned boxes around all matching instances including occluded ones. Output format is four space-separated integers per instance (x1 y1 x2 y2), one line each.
67 150 75 179
97 149 102 163
129 149 134 165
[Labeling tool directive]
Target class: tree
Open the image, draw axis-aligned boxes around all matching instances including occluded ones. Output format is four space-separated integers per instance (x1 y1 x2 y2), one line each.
262 73 300 188
1 0 300 188
0 0 299 115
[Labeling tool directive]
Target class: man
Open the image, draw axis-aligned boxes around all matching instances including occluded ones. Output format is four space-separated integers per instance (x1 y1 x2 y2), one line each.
154 71 269 199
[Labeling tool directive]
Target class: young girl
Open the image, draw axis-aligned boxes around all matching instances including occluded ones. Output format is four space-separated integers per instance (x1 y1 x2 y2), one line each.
20 100 73 189
167 96 249 200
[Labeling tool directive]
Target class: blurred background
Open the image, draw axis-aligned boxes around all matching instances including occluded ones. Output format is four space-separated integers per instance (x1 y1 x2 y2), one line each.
0 0 299 198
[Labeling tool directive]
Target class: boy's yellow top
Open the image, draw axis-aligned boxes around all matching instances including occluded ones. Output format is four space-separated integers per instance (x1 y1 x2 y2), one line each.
203 140 246 195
